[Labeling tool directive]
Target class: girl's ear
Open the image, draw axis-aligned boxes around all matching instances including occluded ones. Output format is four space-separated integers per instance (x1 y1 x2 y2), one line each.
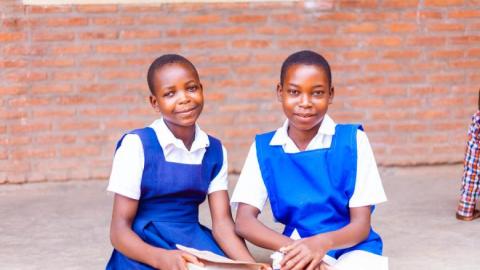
276 83 283 102
149 95 161 112
329 86 335 104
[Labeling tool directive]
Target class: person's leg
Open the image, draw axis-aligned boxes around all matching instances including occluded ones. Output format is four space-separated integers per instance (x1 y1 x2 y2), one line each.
457 112 480 221
332 250 388 270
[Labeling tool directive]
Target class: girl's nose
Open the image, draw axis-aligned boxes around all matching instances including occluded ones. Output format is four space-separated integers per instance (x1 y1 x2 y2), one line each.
177 89 190 104
299 94 312 107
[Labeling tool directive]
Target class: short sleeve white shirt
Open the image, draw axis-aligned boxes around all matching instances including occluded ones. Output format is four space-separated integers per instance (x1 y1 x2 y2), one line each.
107 118 228 200
230 114 387 211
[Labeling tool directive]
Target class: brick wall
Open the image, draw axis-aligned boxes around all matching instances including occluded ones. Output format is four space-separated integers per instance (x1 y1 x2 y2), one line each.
1 0 479 184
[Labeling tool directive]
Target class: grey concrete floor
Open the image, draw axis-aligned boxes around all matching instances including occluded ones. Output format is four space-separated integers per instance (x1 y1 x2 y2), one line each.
0 164 479 269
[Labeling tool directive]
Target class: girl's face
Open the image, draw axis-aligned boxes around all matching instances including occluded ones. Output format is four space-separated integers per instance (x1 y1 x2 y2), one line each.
149 62 204 129
277 64 334 133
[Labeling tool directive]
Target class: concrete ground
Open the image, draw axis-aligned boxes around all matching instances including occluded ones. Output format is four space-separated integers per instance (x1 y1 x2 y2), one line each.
1 164 479 269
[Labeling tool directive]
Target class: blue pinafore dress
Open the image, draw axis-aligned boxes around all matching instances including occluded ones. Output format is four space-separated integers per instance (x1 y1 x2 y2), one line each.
106 127 225 269
255 124 383 259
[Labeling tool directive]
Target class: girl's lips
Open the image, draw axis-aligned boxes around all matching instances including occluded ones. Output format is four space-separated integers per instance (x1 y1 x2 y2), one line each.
176 106 197 114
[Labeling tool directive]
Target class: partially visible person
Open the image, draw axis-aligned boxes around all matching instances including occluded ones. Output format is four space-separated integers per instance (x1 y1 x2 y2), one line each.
456 89 480 221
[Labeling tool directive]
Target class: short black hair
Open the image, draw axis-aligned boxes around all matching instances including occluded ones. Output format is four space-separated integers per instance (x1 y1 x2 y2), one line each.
147 54 199 94
280 50 332 87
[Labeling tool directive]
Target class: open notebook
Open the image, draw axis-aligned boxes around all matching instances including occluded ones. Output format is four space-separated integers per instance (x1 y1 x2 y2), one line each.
176 245 266 270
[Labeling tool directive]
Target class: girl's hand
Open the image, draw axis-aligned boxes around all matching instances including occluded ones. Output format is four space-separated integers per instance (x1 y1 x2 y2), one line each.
279 237 330 270
152 249 204 270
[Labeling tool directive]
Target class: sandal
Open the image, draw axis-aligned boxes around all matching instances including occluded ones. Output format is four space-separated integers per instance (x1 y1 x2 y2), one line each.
456 209 480 221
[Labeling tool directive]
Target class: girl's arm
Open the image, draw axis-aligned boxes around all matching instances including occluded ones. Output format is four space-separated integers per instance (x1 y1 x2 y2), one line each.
280 206 371 270
235 203 294 251
208 190 256 262
110 194 203 270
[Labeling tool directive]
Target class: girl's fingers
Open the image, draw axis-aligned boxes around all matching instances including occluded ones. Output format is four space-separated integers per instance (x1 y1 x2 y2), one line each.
280 240 302 253
305 257 322 270
281 246 302 266
181 253 204 267
291 253 313 270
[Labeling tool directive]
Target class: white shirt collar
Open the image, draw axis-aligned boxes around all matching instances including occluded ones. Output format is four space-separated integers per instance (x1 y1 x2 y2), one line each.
150 118 209 152
270 114 336 152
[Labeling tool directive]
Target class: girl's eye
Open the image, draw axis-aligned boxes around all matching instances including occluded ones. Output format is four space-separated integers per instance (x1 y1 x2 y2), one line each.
313 91 324 96
163 91 175 97
288 89 299 95
187 85 198 92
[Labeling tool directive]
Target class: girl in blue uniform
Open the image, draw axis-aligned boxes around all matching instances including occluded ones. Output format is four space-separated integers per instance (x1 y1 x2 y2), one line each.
106 54 256 270
232 50 388 270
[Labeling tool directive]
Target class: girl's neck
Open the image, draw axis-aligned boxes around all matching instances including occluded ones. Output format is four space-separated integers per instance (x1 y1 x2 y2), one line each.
164 121 196 151
287 123 321 151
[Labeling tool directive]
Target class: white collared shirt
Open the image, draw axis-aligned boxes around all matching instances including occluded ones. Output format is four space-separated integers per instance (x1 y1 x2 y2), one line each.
231 114 387 211
107 118 228 200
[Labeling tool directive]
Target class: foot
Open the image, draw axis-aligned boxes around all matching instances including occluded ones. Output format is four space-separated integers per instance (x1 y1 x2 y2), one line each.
456 209 480 221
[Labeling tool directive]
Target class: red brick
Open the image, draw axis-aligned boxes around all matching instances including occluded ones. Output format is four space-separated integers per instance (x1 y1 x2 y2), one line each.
255 26 293 35
28 5 72 13
428 23 465 32
429 73 464 83
449 35 480 45
33 109 75 118
93 16 135 25
429 49 464 58
449 60 480 69
388 23 418 32
367 37 402 47
384 98 423 108
0 32 25 42
166 28 204 37
9 97 50 107
52 45 90 54
184 15 221 24
80 31 118 40
3 45 46 56
81 58 122 68
232 40 270 49
96 44 136 54
319 12 358 21
121 30 162 39
370 87 406 96
11 149 56 160
141 43 181 53
32 32 74 42
100 70 143 80
60 121 99 131
53 71 95 81
424 0 465 7
76 5 118 13
106 120 145 129
271 13 302 24
407 36 446 46
383 50 421 59
138 16 177 25
388 74 424 84
339 0 378 8
343 50 375 59
350 99 385 107
229 15 267 23
363 12 400 21
44 17 88 27
58 96 96 105
448 10 480 18
32 59 75 68
11 122 51 133
403 11 442 19
382 0 419 8
61 146 100 157
371 110 411 120
36 135 76 144
344 23 378 33
186 41 227 50
366 62 402 72
206 26 248 35
31 84 72 94
0 60 27 68
0 110 27 120
0 86 26 95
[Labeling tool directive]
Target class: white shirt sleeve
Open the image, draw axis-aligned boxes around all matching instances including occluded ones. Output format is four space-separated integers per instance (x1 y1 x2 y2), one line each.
230 142 268 211
106 134 144 200
349 130 387 207
207 145 229 194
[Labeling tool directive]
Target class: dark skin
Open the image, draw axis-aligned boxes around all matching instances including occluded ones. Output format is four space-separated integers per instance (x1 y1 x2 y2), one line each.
235 64 371 270
110 62 261 270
